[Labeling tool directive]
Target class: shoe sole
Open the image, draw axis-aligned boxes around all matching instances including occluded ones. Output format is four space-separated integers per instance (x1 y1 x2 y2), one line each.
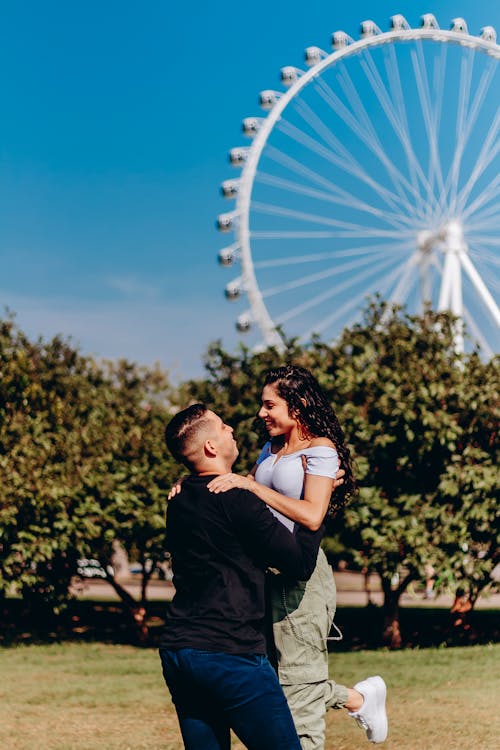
367 675 387 743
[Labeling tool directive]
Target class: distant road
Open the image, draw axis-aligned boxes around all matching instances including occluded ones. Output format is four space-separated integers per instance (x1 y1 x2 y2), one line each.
77 571 499 609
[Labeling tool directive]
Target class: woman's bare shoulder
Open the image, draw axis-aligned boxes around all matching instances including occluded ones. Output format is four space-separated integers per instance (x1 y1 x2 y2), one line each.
309 436 336 450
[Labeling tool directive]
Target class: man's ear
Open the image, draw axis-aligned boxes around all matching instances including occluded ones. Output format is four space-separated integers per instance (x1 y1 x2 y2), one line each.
204 439 217 458
300 397 307 408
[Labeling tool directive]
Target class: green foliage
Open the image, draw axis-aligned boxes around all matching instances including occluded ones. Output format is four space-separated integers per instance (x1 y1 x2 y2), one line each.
0 316 178 612
326 305 498 607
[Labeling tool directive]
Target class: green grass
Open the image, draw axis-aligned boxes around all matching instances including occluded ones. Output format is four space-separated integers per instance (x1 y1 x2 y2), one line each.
1 642 498 749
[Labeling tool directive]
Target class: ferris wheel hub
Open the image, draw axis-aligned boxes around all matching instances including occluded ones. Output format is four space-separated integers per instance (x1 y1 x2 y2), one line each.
417 230 435 255
443 220 467 257
417 221 467 256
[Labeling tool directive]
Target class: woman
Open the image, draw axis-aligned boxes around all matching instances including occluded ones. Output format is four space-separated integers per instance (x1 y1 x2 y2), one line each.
207 366 387 749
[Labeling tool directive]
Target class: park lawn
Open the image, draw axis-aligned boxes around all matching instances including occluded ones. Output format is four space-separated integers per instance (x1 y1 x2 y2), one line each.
1 642 498 750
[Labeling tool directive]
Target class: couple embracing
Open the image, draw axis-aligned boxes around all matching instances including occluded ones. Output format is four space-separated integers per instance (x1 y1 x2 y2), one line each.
160 365 388 750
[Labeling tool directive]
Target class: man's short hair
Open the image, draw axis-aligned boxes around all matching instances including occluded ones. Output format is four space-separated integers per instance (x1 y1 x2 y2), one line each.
165 403 210 469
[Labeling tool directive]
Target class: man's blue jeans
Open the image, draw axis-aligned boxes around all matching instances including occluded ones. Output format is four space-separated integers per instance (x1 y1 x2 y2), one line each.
159 647 302 750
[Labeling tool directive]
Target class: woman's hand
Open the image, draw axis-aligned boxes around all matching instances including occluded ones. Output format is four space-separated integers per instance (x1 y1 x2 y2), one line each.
168 477 186 500
207 473 255 493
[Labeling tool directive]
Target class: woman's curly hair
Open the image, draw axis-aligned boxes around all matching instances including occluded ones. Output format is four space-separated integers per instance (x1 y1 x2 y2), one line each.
264 365 356 514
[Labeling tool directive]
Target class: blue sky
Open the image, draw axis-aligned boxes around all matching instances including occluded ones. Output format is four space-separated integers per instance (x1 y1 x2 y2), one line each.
0 0 498 380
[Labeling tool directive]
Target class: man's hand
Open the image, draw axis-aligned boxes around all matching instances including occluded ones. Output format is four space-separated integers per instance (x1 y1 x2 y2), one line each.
300 457 345 492
207 473 255 494
333 467 345 491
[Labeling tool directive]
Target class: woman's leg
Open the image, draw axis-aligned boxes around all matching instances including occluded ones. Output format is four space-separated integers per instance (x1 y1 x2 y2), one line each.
271 549 350 749
281 682 326 750
324 679 349 710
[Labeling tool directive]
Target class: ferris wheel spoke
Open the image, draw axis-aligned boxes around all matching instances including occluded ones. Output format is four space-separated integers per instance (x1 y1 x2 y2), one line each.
360 46 432 220
261 251 391 299
383 252 421 310
256 170 384 216
468 247 500 269
263 144 404 223
251 231 366 239
461 305 494 359
297 256 412 342
256 169 413 230
382 45 428 197
276 253 403 327
413 40 448 211
335 61 423 211
481 276 500 294
455 108 500 213
290 99 417 221
410 41 447 214
251 228 414 239
466 212 500 233
251 201 416 238
426 42 448 219
445 47 474 214
312 75 424 217
265 142 356 199
277 110 411 218
466 198 500 226
465 236 500 246
279 106 364 178
253 241 416 269
274 266 383 325
461 173 500 222
459 252 500 327
447 54 497 214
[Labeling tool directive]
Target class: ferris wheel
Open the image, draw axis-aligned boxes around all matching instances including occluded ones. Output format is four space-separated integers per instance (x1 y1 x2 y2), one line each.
216 14 500 356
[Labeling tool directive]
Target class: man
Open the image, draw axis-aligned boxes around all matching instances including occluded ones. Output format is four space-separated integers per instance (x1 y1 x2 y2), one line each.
159 403 325 750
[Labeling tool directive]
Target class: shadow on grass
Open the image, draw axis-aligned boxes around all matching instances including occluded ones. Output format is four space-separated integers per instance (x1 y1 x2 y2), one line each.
1 597 498 649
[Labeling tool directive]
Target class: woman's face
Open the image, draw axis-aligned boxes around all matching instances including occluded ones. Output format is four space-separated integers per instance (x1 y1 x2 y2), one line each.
258 383 297 437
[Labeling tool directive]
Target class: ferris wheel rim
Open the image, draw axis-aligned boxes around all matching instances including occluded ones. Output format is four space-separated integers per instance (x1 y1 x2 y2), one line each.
224 20 500 351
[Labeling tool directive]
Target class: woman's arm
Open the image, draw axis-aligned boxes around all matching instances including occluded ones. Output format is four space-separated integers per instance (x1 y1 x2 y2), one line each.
207 468 345 531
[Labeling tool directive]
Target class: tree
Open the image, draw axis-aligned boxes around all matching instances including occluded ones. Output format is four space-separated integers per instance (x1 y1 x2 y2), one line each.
0 317 178 636
319 304 499 646
0 317 107 607
71 358 177 637
434 350 499 607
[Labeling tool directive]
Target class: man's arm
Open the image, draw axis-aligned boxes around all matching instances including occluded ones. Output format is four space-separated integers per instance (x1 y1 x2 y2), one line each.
225 489 323 580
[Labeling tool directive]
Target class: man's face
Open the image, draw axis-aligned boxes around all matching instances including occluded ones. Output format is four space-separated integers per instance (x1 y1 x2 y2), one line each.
204 411 239 464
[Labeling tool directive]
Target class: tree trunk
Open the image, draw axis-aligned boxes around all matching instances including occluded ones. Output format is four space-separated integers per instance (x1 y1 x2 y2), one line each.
380 570 416 649
104 571 149 643
381 587 402 649
138 551 153 605
363 568 373 606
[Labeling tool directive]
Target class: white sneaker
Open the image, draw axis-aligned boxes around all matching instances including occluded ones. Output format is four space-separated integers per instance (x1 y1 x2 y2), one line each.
348 675 388 743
